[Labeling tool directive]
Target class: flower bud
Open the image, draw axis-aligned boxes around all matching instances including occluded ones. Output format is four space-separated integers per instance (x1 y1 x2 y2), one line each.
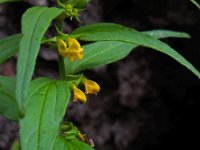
82 79 100 95
72 84 86 104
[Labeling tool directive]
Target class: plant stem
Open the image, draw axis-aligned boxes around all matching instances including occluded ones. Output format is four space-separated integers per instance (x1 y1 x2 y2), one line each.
58 54 66 79
56 18 66 80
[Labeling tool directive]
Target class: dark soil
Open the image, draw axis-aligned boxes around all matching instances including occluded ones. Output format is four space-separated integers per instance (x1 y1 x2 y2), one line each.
0 0 200 150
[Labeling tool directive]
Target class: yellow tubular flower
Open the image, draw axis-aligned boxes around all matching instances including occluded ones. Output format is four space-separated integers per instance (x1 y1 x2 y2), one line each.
57 39 67 56
72 84 86 104
57 38 83 62
65 38 83 62
82 79 100 95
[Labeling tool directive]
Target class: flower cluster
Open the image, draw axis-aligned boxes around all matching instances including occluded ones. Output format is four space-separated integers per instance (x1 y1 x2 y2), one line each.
56 0 90 20
71 78 100 104
57 37 99 103
64 4 79 20
57 37 83 62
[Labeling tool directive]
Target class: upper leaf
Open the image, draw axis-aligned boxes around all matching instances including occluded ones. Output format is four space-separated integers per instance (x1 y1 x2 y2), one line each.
71 23 200 79
64 29 192 75
0 34 22 64
0 76 19 121
20 78 71 150
65 41 134 75
16 6 64 113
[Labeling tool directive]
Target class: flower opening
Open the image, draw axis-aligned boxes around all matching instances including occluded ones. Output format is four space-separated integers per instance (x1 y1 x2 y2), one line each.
65 38 83 61
82 79 100 95
57 39 67 55
57 38 83 62
72 84 86 104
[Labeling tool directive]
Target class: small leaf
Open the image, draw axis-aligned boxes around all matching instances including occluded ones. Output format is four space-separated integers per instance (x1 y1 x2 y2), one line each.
20 78 71 150
0 34 22 64
54 137 94 150
0 76 19 121
71 23 200 79
66 0 91 8
16 7 64 112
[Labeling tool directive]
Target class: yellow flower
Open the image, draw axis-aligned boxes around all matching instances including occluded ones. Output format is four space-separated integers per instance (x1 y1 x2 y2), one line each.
57 39 67 55
71 84 86 104
57 38 83 62
65 38 83 61
82 79 100 95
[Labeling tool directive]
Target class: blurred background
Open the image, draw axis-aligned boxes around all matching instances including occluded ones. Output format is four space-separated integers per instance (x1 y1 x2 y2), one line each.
0 0 200 149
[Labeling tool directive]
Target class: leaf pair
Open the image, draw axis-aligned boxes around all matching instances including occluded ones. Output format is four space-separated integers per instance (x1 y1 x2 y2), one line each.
13 6 93 150
0 6 92 149
20 78 70 150
64 23 200 80
0 75 93 149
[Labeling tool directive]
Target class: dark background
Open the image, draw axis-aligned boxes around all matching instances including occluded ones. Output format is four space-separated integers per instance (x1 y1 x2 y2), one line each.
0 0 200 149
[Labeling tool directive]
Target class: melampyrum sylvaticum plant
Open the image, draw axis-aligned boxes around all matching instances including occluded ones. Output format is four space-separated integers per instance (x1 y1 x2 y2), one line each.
0 0 200 149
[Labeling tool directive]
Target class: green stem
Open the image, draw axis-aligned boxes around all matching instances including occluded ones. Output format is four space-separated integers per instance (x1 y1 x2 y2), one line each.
56 0 66 8
58 54 66 79
56 16 66 80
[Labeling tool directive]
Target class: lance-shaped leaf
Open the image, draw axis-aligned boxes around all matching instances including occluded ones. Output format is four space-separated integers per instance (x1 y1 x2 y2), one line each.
190 0 200 10
0 76 19 121
20 78 71 150
65 41 133 75
0 29 188 65
65 29 191 75
16 7 64 112
71 23 200 79
0 34 22 64
143 30 190 39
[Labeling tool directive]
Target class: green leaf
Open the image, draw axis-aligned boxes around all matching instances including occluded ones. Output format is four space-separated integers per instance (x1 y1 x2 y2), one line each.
143 30 191 39
65 29 192 75
71 23 200 79
0 76 19 121
16 7 64 112
20 78 71 150
0 34 22 64
65 41 134 75
0 0 20 3
0 30 187 65
190 0 200 10
65 0 91 8
54 137 94 150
